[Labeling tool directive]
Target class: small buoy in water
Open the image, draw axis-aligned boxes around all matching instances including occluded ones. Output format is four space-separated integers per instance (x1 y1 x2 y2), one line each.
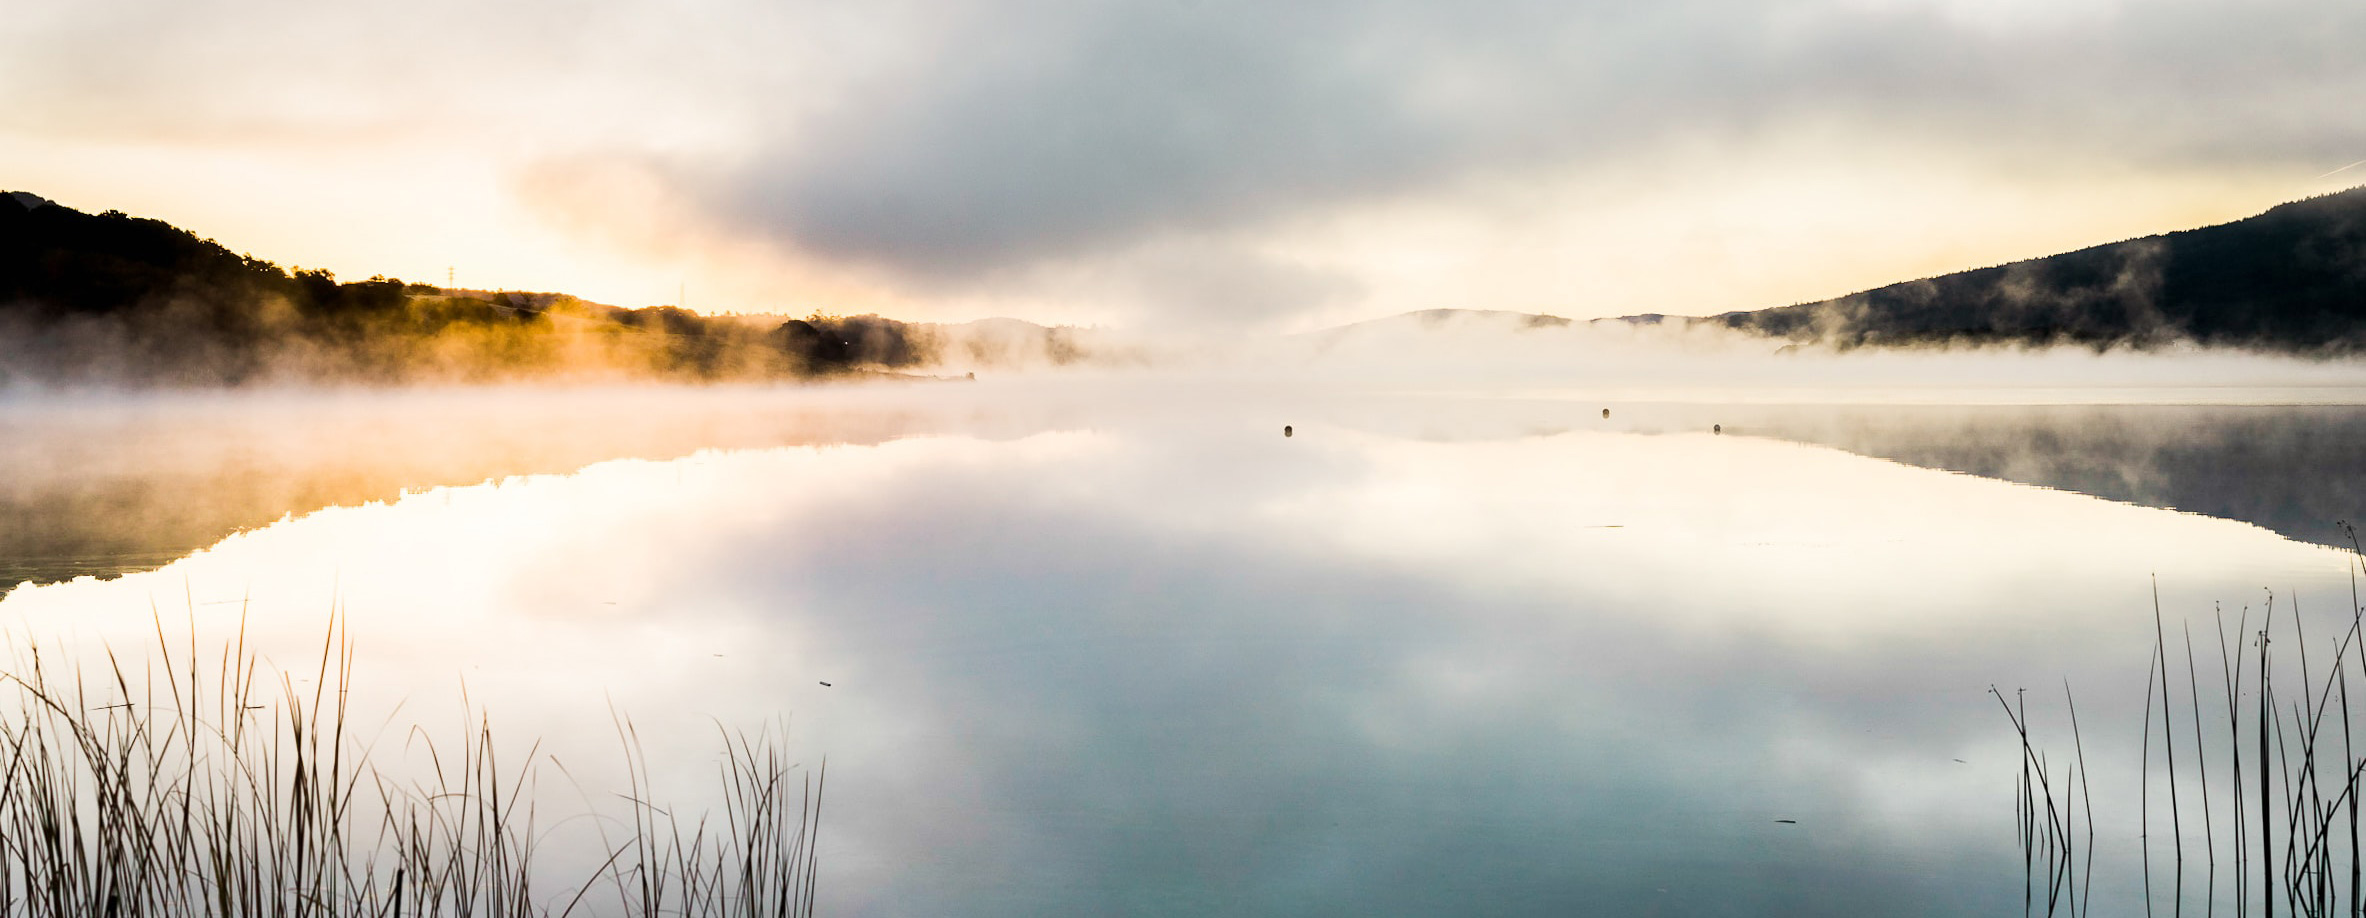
1601 408 1610 419
1713 424 1722 434
819 681 833 687
1283 425 1294 437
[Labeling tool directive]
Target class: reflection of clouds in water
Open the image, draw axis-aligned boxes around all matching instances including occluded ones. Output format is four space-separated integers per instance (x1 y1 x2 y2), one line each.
703 442 1989 915
0 422 2356 915
1275 431 2331 640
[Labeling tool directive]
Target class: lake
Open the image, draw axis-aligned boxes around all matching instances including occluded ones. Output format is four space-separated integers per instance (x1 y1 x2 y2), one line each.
5 380 2365 916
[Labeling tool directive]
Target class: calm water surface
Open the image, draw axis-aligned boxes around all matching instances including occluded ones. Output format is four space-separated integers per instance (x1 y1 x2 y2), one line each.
3 382 2362 916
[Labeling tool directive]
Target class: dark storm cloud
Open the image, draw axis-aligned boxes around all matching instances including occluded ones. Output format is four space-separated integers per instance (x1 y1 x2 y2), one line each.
710 0 2366 279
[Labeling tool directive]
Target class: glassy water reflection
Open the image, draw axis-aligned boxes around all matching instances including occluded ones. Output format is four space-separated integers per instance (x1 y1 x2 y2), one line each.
2 385 2362 916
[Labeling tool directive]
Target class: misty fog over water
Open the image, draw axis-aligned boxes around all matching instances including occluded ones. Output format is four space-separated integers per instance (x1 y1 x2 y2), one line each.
5 379 2366 915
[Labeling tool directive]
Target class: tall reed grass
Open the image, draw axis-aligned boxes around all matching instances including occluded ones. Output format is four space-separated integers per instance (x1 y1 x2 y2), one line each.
0 612 823 918
2008 526 2366 918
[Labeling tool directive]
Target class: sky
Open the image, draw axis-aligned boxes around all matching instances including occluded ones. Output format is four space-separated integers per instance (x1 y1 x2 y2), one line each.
4 0 2364 331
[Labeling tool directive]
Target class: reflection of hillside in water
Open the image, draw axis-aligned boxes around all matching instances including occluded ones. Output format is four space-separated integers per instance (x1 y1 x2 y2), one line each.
10 387 2365 595
1314 399 2366 552
1746 405 2366 552
0 386 1004 593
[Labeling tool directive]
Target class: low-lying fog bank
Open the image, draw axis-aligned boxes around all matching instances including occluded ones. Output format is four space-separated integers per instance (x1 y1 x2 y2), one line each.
1220 310 2366 399
9 369 2366 596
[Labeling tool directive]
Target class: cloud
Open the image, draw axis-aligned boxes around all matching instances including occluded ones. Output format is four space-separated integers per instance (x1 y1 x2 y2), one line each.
690 0 2366 286
715 0 1459 277
1110 238 1367 330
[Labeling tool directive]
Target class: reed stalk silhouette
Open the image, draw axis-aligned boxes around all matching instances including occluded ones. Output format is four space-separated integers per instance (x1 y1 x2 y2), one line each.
2008 524 2366 918
0 610 823 918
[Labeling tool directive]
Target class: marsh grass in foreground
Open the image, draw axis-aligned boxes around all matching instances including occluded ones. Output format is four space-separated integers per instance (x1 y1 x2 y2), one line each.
2008 528 2366 918
0 613 822 918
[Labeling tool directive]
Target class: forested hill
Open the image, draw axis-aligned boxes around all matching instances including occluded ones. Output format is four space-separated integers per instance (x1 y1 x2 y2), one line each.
1715 185 2366 351
0 191 930 385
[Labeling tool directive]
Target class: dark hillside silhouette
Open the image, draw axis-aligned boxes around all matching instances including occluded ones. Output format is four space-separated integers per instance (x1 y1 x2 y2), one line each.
1716 186 2366 351
0 191 929 384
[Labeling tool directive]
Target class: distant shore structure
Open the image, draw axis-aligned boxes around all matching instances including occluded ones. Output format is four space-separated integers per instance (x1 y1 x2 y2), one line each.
1714 424 1722 434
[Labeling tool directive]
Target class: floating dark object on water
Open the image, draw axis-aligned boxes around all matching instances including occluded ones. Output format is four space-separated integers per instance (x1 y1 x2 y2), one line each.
1283 425 1293 437
1713 424 1722 434
1601 408 1610 418
1774 819 1797 824
819 681 833 687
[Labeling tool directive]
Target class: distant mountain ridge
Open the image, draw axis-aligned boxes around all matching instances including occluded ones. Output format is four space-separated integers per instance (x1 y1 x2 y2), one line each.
1309 187 2366 353
1299 308 1696 342
1714 186 2366 351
